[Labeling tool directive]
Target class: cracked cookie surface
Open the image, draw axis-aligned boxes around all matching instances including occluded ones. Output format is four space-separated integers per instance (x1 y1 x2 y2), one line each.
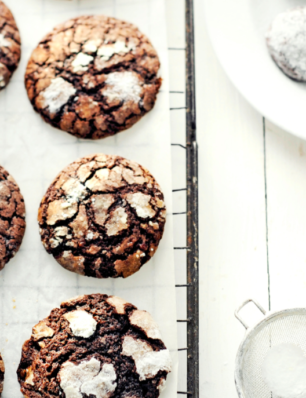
17 294 172 398
0 1 21 90
0 353 4 397
38 154 166 278
25 15 161 139
0 165 26 270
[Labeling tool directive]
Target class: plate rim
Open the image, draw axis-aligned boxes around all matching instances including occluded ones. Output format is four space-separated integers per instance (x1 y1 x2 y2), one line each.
202 0 306 141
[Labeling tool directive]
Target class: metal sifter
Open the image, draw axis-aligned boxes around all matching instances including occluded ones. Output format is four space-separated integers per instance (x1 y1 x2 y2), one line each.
234 299 306 398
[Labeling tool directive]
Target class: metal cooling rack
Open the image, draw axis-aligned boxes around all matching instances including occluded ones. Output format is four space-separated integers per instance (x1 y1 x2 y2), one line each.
169 1 199 397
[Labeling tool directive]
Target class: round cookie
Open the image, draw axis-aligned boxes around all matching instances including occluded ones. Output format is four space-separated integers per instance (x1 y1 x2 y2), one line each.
0 165 26 270
0 353 4 397
266 7 306 81
0 1 21 90
38 154 166 278
17 294 172 398
25 15 161 139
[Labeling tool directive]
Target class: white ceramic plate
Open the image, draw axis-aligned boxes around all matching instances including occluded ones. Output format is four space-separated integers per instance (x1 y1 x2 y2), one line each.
203 0 306 139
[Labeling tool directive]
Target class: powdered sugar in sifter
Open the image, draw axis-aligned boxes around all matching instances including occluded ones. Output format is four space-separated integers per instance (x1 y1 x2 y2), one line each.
235 299 306 398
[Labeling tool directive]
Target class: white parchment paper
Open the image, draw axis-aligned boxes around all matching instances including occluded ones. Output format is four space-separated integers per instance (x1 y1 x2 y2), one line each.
0 1 178 396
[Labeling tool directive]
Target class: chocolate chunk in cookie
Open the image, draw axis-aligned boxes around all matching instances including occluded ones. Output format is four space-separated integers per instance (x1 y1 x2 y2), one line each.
17 294 172 398
266 7 306 81
0 353 4 397
0 1 21 90
38 154 166 278
25 15 161 139
0 165 26 270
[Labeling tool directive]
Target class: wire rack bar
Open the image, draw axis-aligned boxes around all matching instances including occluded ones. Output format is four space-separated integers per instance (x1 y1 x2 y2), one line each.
185 0 199 397
171 143 187 149
168 47 186 51
172 188 187 192
171 0 198 395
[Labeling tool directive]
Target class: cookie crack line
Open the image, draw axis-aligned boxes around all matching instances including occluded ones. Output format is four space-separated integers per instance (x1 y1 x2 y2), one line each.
38 154 166 279
25 14 161 139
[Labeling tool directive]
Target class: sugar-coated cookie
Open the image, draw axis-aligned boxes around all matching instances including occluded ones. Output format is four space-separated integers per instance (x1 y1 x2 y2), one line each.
267 7 306 81
38 154 166 278
25 15 161 139
17 294 172 398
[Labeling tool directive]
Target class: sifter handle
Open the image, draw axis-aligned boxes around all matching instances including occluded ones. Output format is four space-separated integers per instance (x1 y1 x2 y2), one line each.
235 299 266 329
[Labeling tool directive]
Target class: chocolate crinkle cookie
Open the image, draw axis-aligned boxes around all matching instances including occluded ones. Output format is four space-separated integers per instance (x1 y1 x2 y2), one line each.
0 165 26 270
17 294 172 398
38 154 166 278
0 1 21 90
25 15 161 139
266 7 306 81
0 353 4 397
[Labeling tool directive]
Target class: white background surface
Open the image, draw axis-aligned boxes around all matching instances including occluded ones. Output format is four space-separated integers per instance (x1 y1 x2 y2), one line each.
166 0 306 396
0 1 178 397
193 0 306 397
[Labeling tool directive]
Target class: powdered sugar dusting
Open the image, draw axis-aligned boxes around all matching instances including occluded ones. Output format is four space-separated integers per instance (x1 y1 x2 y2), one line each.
136 350 171 381
60 359 99 398
86 168 110 191
47 199 78 225
82 363 117 398
105 207 128 236
64 310 97 338
122 336 171 381
42 77 76 114
106 296 129 314
59 358 117 398
262 344 306 398
103 71 142 103
91 194 115 226
266 7 306 81
97 40 135 61
129 310 162 339
126 192 156 219
83 39 101 53
0 33 10 47
86 231 94 240
32 320 54 341
61 178 88 207
72 52 94 73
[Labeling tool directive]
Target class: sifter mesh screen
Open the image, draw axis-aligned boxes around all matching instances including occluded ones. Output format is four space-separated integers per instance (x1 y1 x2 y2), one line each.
239 309 306 398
